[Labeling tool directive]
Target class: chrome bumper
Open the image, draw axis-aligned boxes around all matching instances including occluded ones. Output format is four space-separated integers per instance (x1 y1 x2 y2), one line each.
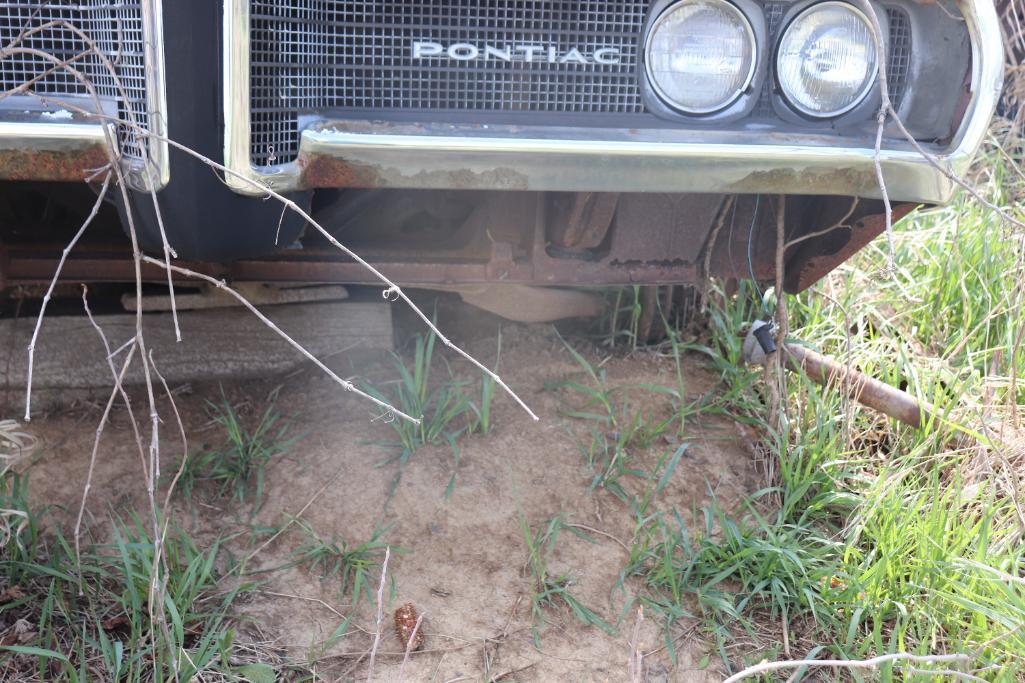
223 0 1002 205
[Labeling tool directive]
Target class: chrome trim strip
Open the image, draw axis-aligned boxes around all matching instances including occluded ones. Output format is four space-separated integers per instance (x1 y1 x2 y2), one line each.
222 0 1001 204
224 0 252 194
130 0 170 191
0 121 107 147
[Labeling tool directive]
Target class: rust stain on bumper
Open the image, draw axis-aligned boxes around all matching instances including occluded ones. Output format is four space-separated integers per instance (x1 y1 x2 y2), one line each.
297 151 530 191
0 143 110 182
727 166 881 197
298 152 383 188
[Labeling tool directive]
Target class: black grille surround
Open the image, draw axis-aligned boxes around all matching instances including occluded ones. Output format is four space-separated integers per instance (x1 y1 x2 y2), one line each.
0 1 151 162
248 0 914 168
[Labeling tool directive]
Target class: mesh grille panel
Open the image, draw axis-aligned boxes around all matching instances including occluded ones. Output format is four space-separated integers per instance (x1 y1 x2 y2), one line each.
0 1 149 161
886 6 911 110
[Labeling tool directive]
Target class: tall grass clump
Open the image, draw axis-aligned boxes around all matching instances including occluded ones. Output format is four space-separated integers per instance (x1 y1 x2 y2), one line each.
175 393 294 513
630 142 1025 677
0 502 253 681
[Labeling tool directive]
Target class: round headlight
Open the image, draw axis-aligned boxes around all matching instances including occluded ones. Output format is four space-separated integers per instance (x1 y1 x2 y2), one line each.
644 0 757 114
776 2 878 118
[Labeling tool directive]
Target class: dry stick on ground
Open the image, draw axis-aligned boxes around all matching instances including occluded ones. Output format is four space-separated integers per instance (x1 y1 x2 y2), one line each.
722 652 973 683
139 256 421 424
627 606 644 683
366 546 391 683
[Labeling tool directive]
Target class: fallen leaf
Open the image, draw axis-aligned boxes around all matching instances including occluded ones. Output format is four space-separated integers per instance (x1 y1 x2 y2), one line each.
0 587 26 604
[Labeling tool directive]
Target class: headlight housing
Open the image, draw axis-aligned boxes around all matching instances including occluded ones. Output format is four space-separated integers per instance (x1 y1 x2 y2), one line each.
776 2 879 118
644 0 757 114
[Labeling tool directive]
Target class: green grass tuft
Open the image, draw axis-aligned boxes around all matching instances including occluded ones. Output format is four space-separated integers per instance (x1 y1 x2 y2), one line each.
174 393 294 513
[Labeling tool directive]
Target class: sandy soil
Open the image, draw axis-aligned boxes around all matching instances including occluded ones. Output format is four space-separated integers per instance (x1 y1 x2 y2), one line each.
12 307 760 681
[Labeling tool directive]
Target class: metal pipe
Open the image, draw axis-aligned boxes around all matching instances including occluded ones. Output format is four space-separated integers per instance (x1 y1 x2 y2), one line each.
784 342 930 428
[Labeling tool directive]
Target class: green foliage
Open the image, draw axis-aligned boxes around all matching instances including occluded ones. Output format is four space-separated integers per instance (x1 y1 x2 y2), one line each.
175 393 293 513
364 331 476 496
604 285 647 351
285 519 391 604
469 329 502 437
622 142 1025 676
0 507 251 682
516 512 618 645
550 337 681 501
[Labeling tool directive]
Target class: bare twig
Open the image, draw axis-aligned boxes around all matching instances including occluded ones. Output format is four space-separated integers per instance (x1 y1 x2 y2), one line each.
783 197 859 251
722 652 972 683
628 606 644 683
73 337 136 592
366 546 391 683
24 170 112 422
702 195 737 311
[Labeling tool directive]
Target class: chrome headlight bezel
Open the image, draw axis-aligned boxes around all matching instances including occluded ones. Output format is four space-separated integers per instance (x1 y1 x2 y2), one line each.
642 0 766 120
774 0 884 120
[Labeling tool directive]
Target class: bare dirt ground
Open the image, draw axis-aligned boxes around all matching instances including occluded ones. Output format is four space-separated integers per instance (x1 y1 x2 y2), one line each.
11 302 760 681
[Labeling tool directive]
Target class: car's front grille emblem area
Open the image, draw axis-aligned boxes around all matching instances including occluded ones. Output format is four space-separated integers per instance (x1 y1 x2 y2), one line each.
249 0 649 167
0 1 150 163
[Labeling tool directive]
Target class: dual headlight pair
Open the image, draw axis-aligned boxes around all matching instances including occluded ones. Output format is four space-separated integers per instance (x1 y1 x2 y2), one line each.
645 0 879 118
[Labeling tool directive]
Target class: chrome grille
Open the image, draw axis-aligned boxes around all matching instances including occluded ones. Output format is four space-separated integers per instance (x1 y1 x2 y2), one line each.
0 1 150 162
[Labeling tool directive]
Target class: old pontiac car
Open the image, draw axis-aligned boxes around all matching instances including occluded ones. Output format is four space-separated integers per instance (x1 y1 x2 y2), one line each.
0 0 1003 303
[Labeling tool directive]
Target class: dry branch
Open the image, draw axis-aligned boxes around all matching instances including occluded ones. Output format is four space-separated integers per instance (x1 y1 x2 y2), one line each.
366 546 391 683
722 652 973 683
24 170 112 421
